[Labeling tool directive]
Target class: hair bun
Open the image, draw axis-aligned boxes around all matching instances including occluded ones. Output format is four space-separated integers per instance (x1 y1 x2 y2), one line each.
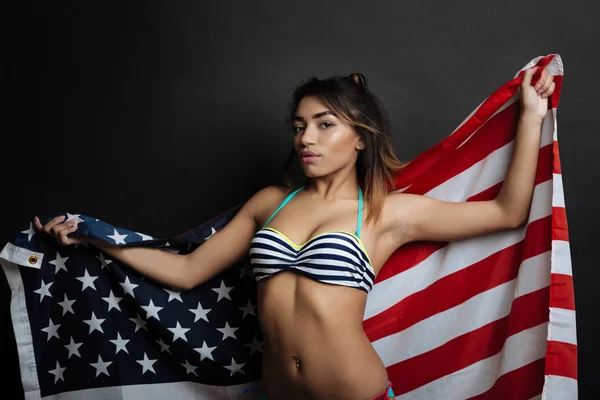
349 72 368 90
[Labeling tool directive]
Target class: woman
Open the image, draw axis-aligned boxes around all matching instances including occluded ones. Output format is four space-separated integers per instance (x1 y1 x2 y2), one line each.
33 67 555 400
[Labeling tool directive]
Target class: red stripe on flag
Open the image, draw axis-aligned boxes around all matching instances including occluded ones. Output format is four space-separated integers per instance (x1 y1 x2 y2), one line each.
553 140 562 174
549 274 576 310
552 206 569 242
377 146 554 283
401 102 521 195
465 358 546 400
545 340 578 380
386 287 550 395
365 215 552 342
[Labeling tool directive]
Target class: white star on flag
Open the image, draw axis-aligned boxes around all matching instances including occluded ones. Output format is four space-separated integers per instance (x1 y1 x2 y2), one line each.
238 299 256 318
181 359 198 376
155 338 172 354
76 269 98 291
64 213 85 225
135 231 154 241
107 228 128 245
109 333 130 354
119 276 138 297
129 314 148 332
83 312 105 334
21 222 36 241
212 280 234 302
193 341 217 361
64 337 82 359
94 252 113 269
90 355 112 377
136 352 157 374
217 321 239 341
189 301 211 323
168 321 190 342
141 299 163 320
101 290 123 312
164 288 183 302
48 361 66 383
245 337 264 354
48 251 68 273
34 279 53 302
204 226 217 240
57 294 76 315
223 358 245 376
41 318 60 341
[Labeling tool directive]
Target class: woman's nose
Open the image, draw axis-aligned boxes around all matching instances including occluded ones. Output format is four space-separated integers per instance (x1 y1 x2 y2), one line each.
300 126 318 145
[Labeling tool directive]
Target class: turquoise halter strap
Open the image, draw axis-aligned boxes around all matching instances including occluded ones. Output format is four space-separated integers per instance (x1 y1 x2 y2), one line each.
262 186 305 229
356 185 363 237
262 184 363 238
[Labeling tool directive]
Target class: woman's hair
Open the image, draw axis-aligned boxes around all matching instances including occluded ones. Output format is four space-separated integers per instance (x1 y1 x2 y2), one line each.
282 72 409 226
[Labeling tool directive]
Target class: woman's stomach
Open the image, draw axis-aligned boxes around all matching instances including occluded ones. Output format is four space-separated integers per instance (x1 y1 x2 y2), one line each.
256 271 389 400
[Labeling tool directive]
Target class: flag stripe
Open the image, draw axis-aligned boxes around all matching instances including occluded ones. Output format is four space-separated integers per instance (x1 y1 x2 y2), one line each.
382 288 550 394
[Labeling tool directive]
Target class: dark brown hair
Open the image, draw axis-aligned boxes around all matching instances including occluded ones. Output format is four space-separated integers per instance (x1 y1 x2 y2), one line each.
282 72 409 226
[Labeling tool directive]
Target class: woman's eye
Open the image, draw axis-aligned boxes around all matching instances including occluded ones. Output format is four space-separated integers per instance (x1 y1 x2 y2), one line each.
293 126 303 133
321 122 333 128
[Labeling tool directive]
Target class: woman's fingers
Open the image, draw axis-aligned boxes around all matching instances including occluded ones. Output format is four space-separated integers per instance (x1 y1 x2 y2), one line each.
33 215 81 246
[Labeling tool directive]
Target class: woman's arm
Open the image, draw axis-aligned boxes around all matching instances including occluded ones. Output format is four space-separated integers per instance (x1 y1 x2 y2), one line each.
383 66 556 246
87 186 274 291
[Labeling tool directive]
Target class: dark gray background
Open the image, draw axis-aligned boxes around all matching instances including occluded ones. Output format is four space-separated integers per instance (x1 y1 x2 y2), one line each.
3 1 598 398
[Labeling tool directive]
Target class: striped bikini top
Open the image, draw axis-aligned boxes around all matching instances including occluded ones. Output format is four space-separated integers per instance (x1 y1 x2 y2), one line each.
249 185 375 293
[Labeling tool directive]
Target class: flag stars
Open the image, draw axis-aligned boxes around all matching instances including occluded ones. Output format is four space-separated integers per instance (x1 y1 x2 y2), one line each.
57 294 76 315
155 338 172 354
136 352 157 374
21 222 36 241
168 322 190 342
119 276 138 298
107 228 128 245
223 358 245 376
129 314 149 333
49 251 69 273
102 290 123 312
245 337 264 355
64 337 83 359
181 359 198 376
217 322 239 341
109 333 130 354
33 279 53 302
94 252 113 270
90 355 112 377
83 312 105 334
193 341 217 362
189 301 211 323
41 318 60 341
238 299 256 319
48 361 66 383
141 299 163 320
212 280 234 302
76 269 98 291
164 288 183 303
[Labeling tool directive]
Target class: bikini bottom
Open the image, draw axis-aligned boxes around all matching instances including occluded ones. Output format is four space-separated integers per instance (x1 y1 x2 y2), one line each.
243 380 395 400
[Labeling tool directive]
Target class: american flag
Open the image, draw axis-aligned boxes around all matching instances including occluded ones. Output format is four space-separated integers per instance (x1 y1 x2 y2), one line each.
1 53 575 399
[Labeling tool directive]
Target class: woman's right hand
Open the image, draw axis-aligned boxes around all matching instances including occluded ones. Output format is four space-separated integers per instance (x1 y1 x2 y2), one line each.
33 215 87 246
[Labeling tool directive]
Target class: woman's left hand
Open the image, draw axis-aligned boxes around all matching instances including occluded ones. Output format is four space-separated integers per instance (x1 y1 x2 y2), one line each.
520 66 556 120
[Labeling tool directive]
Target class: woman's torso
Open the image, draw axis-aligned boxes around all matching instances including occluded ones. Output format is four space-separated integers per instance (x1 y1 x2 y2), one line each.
249 185 398 400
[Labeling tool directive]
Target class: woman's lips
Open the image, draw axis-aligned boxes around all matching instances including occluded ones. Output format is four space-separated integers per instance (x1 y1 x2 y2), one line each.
300 155 321 163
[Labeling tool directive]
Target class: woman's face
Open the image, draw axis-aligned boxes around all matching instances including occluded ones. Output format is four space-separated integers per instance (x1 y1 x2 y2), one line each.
292 95 363 178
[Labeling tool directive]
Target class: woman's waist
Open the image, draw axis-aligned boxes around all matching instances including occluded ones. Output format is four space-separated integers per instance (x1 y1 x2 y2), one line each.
261 329 388 399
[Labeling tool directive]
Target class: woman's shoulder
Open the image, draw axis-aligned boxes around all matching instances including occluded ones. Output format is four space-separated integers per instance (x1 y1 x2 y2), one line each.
246 185 292 221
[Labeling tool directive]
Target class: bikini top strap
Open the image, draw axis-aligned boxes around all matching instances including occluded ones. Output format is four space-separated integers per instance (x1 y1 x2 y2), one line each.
356 185 363 237
262 186 305 229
